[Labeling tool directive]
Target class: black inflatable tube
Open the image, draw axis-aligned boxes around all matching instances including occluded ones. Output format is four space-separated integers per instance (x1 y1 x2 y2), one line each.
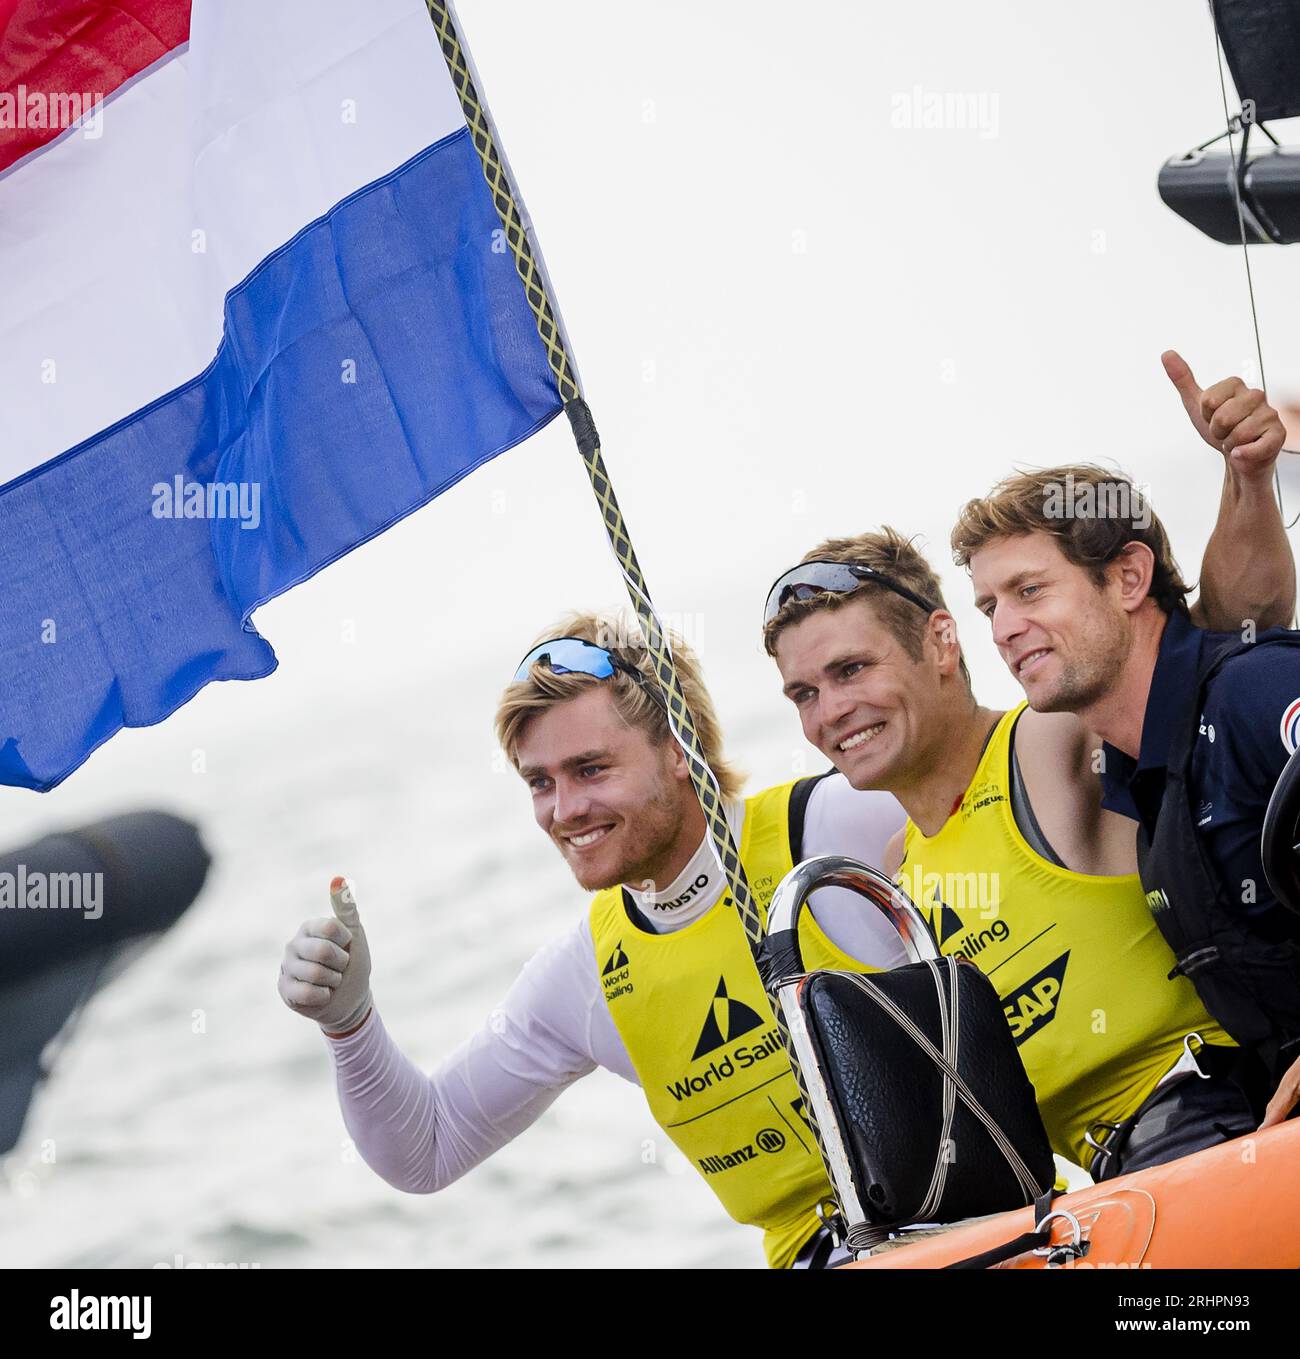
0 811 211 983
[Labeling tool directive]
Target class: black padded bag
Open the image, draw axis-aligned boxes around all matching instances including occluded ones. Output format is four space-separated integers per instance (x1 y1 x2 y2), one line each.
798 957 1056 1229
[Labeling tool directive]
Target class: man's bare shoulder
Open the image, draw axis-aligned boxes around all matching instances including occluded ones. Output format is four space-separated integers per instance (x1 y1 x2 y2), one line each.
1014 706 1093 766
1014 709 1136 874
1010 701 1103 788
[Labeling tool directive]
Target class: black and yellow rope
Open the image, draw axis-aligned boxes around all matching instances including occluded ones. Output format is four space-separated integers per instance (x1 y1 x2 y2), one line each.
424 0 760 949
426 3 578 404
424 0 845 1237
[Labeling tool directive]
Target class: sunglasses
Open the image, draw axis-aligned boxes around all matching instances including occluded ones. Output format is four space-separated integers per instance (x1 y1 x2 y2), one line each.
513 636 668 710
762 560 940 627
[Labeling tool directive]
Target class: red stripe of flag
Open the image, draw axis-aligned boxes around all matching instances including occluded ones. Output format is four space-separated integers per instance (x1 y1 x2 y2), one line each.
0 0 191 173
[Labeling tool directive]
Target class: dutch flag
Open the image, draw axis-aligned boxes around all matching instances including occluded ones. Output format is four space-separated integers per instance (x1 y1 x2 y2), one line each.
0 0 564 790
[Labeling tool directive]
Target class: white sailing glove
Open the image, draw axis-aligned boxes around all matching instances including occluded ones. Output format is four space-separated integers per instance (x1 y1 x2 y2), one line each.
278 876 373 1035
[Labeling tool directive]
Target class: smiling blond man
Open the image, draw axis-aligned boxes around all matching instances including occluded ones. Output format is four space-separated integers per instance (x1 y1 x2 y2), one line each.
279 613 906 1268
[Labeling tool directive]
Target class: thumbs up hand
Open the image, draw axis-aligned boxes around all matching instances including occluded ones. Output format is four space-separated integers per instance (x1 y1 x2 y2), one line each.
278 876 374 1035
1163 349 1286 480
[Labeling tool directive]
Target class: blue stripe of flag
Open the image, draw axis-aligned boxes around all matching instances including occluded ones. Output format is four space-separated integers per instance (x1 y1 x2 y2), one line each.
0 127 562 791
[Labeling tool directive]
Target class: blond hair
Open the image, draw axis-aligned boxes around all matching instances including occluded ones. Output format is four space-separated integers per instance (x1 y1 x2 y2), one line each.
950 464 1190 614
495 611 744 799
762 528 971 688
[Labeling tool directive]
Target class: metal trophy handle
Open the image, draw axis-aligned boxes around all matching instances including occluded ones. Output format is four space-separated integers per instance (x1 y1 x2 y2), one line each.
761 854 939 990
759 854 940 1256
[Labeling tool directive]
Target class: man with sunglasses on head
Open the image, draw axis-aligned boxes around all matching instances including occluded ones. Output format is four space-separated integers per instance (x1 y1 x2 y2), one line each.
761 358 1296 1184
278 614 907 1269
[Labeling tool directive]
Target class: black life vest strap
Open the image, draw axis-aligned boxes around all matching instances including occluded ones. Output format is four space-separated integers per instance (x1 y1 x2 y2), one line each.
1171 627 1300 769
787 768 837 863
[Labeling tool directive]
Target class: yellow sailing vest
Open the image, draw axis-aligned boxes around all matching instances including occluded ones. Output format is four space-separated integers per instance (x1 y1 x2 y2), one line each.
590 779 875 1269
898 704 1233 1170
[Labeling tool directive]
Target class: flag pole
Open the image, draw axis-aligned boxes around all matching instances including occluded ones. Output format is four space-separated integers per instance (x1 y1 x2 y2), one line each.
424 0 847 1235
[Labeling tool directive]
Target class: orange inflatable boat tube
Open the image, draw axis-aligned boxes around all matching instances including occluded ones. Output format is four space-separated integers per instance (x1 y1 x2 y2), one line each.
847 1121 1300 1269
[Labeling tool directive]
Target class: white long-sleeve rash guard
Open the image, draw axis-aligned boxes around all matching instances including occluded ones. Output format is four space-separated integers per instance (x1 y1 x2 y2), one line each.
324 774 906 1194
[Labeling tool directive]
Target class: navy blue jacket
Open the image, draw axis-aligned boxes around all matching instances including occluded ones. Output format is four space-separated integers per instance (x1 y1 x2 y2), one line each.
1100 608 1300 940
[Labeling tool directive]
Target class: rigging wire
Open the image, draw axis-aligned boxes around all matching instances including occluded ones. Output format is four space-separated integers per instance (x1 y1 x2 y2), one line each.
1209 4 1299 528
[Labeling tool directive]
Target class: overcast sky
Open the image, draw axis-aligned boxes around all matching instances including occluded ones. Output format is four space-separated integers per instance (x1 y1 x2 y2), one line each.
3 0 1298 836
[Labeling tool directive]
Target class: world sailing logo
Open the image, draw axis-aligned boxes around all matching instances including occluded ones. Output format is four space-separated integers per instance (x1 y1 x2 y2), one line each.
665 977 783 1102
923 893 1011 960
925 896 965 948
601 942 629 975
692 976 764 1059
601 941 632 1001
